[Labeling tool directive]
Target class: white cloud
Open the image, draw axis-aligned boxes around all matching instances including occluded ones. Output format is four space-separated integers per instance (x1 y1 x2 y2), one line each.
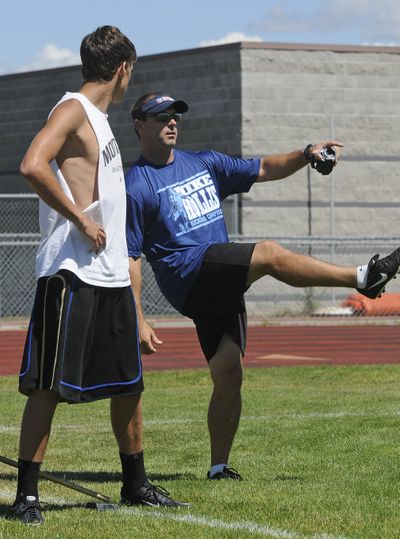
199 32 263 47
253 0 400 44
362 42 399 47
18 44 80 73
316 0 400 42
255 1 314 34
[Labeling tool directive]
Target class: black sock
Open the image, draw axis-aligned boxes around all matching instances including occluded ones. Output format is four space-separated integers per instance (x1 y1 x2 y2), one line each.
16 459 41 500
119 451 147 493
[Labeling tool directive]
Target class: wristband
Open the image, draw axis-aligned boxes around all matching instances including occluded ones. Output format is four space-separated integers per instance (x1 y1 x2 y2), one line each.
303 144 314 162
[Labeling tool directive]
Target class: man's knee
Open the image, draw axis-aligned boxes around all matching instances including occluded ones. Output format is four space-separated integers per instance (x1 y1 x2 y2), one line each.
27 389 61 409
209 336 243 390
111 393 142 415
210 361 243 392
252 240 287 267
247 240 290 284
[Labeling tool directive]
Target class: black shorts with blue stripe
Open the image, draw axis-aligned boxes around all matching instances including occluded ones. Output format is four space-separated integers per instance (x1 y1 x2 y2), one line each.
181 242 256 361
19 269 144 403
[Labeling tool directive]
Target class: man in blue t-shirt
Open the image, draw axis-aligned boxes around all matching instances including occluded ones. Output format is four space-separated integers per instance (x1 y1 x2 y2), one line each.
125 92 400 481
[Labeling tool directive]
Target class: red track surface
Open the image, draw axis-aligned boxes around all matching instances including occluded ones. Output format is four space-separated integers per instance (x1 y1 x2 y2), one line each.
1 325 400 376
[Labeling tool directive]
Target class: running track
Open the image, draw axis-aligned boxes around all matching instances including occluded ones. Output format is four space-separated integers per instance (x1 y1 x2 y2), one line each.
1 324 400 376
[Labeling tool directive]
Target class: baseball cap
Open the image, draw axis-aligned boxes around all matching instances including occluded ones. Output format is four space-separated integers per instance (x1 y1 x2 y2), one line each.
131 94 188 118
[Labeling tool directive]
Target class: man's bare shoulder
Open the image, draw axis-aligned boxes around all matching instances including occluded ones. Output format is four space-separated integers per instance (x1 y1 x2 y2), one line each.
46 97 87 134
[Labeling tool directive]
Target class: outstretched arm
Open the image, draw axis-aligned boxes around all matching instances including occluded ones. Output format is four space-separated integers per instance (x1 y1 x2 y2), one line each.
257 140 343 182
129 257 163 354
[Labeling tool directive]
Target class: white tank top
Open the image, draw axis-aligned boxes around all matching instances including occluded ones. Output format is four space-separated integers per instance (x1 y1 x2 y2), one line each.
35 92 130 287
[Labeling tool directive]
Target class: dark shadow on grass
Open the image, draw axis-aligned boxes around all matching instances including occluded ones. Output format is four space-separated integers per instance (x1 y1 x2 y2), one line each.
147 472 196 481
0 469 196 510
47 470 195 482
0 473 16 481
42 502 104 511
0 504 12 519
274 474 304 481
0 469 195 484
44 470 121 483
0 500 107 521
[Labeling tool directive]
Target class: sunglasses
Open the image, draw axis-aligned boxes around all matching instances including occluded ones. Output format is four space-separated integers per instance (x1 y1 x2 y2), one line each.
146 112 181 123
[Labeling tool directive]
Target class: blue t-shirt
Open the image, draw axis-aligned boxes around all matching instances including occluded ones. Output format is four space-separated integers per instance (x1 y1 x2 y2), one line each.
125 149 260 312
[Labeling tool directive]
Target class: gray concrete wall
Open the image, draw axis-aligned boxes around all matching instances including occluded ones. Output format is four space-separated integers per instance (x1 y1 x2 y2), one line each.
240 44 400 238
0 44 242 194
0 67 82 193
1 40 400 237
115 44 242 166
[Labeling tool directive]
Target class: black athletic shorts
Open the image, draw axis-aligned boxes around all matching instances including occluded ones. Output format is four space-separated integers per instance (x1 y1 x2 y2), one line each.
19 270 144 403
181 242 256 361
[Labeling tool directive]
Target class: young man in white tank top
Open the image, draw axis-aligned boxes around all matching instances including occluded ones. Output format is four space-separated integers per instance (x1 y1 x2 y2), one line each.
11 26 188 525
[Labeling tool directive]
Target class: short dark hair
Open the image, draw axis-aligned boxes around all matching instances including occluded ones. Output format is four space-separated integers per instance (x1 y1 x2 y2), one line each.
130 92 162 138
80 26 137 82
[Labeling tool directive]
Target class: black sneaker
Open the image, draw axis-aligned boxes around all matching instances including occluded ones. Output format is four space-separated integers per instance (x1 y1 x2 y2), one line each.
121 482 190 508
207 466 243 480
357 248 400 299
10 496 44 524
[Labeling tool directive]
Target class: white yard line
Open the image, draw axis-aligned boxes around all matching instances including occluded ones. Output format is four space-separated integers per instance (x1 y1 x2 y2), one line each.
1 409 400 433
0 490 350 539
119 506 349 539
243 410 400 421
145 410 400 424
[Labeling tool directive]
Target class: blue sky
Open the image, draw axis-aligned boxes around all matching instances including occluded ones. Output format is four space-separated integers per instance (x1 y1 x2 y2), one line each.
2 0 400 75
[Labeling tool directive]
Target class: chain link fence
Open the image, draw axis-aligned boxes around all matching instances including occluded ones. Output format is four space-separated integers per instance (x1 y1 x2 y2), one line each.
1 194 400 320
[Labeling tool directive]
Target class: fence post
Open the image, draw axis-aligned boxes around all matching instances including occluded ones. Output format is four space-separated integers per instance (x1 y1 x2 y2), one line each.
330 115 336 306
304 166 314 314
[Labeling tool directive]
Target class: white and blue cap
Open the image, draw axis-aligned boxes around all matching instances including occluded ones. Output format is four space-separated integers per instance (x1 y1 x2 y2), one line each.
132 94 189 118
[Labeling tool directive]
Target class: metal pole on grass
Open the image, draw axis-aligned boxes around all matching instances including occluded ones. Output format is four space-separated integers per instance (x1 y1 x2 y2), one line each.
0 455 111 502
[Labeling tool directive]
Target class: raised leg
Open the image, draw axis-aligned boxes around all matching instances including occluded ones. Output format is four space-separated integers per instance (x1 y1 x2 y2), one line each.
247 240 356 287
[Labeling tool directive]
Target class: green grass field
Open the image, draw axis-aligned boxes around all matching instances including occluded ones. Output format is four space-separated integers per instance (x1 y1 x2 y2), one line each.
1 364 400 538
